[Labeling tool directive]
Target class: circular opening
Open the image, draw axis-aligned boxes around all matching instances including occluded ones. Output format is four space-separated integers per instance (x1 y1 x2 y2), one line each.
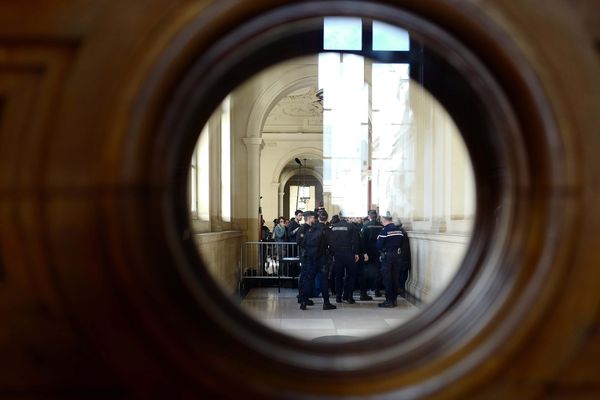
150 1 538 387
188 50 476 341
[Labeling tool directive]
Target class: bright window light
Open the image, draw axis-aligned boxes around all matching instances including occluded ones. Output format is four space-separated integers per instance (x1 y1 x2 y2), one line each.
190 151 197 214
324 17 362 51
373 21 410 51
221 96 231 222
371 63 413 216
319 52 368 216
198 125 210 221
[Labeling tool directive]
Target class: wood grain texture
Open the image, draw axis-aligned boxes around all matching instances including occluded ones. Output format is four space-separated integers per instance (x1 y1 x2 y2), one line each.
0 0 598 398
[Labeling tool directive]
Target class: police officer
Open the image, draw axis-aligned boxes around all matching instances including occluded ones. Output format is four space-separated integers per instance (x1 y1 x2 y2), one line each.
329 210 360 304
297 211 336 310
376 212 405 308
361 210 383 297
328 214 340 295
353 216 372 301
317 210 336 309
296 212 313 306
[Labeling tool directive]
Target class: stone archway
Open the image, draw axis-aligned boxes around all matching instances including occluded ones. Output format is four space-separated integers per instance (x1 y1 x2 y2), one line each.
283 174 323 218
241 62 320 237
278 163 324 217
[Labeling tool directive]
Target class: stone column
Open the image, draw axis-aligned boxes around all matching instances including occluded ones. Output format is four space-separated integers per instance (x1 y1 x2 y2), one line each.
278 190 285 217
322 191 332 215
243 137 264 241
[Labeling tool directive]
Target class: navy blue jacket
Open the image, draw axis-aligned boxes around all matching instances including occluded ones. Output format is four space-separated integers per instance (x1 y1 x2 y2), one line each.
376 223 405 252
361 219 383 255
298 222 327 259
328 220 359 254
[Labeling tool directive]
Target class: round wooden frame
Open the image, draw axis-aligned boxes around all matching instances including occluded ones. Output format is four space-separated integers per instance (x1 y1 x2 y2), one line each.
5 1 597 398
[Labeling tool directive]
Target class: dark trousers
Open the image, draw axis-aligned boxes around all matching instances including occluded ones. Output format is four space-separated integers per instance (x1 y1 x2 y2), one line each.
356 255 369 294
381 253 401 302
299 256 329 302
319 262 331 302
299 258 316 302
398 268 409 295
334 252 356 299
298 257 312 299
367 251 382 291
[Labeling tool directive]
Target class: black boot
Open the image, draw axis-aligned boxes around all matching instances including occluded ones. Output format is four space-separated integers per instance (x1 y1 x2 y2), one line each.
344 295 356 304
374 290 382 298
378 300 396 308
323 302 337 310
298 298 314 306
300 302 307 310
359 292 373 301
336 295 342 303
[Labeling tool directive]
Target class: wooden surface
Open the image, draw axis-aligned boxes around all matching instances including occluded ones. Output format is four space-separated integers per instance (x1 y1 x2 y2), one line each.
0 1 598 398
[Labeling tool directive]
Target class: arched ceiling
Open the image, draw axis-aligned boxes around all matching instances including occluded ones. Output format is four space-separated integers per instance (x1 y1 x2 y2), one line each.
279 157 324 192
263 86 323 134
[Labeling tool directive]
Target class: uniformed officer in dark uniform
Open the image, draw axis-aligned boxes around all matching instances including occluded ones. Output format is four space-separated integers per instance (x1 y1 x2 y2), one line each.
296 212 313 306
328 214 340 295
376 212 405 308
361 210 383 297
353 217 372 301
317 210 336 309
297 210 336 310
329 210 360 304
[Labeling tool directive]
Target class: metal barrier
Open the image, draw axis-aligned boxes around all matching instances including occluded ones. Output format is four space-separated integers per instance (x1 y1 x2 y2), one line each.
240 241 300 293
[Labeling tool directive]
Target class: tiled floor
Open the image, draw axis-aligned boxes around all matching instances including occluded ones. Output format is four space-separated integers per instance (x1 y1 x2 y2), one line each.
240 288 421 342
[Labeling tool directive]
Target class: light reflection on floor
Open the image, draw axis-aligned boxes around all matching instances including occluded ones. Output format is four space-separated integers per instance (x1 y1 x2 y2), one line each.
240 287 420 341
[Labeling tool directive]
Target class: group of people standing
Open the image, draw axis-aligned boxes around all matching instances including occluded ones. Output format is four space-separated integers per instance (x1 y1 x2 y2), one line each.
288 208 411 310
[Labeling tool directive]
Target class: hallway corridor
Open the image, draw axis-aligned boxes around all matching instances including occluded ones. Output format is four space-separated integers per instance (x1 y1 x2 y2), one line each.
241 288 420 341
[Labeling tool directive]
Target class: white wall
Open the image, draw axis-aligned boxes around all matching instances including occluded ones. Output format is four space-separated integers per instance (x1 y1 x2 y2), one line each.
407 232 472 303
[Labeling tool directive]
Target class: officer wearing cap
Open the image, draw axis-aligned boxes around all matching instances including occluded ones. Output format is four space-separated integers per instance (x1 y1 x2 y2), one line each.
376 211 405 308
328 210 360 304
297 210 336 310
361 210 383 297
316 210 336 309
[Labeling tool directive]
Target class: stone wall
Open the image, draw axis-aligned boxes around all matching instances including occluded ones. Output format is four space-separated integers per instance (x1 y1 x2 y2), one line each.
407 231 472 303
194 231 246 296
